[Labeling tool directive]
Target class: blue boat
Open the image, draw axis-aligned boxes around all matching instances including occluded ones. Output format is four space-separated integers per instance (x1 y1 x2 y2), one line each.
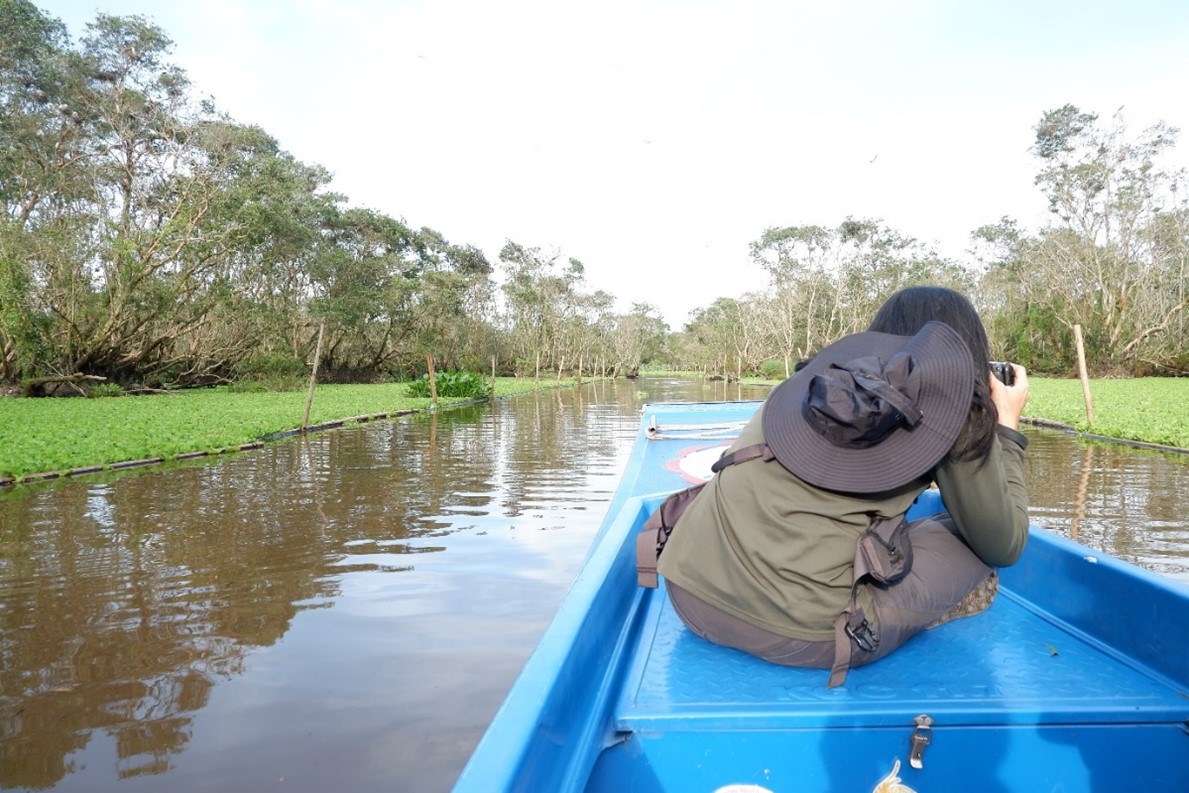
455 401 1189 792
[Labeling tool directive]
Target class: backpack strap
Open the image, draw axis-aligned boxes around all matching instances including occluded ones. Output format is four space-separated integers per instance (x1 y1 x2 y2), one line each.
637 443 773 588
710 442 775 473
637 483 706 587
828 514 912 687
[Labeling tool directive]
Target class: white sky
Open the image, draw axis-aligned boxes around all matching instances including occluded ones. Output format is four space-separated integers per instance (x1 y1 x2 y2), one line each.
37 0 1189 327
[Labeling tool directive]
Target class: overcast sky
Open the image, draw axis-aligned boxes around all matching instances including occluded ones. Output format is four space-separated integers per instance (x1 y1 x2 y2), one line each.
37 0 1189 327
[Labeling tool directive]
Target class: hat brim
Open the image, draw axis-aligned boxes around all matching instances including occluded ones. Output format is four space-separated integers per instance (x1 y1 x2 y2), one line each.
762 321 976 493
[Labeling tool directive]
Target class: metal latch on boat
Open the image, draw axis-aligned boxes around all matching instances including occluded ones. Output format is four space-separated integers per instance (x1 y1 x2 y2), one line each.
908 714 932 769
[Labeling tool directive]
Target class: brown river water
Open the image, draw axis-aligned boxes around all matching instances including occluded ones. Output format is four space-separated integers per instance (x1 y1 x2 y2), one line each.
0 379 1186 792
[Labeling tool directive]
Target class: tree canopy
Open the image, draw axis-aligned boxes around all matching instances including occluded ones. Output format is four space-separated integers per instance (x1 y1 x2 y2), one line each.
2 2 1186 387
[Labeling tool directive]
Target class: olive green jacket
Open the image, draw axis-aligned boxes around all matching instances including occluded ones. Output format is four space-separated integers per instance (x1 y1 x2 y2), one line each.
656 402 1030 642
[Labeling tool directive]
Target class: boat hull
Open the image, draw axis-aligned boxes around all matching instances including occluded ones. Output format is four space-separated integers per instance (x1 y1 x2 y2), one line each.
455 402 1189 792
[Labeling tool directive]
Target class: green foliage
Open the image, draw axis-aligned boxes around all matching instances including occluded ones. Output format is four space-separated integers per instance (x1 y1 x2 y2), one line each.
0 224 51 380
228 376 307 393
1027 378 1189 449
85 383 123 398
1031 104 1098 160
1 376 1182 483
987 299 1073 375
236 352 308 379
225 379 271 393
231 352 308 391
0 5 501 389
1010 106 1189 374
404 370 492 400
0 378 581 479
3 7 1188 392
759 359 789 380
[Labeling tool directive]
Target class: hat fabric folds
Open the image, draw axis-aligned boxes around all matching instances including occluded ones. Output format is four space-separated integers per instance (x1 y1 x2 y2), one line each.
761 320 976 493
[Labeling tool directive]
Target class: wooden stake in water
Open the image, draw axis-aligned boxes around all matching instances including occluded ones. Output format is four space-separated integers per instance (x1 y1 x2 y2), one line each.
303 319 325 431
425 352 439 407
1073 323 1095 424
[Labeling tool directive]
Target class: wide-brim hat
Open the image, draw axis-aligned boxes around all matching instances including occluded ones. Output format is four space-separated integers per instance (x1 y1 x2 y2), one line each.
762 320 976 493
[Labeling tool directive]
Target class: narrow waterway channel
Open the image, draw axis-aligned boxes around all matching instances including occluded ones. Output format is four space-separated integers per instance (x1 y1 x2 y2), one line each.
0 378 1185 793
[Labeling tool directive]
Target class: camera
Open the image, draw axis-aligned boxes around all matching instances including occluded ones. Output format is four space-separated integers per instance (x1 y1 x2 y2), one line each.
989 361 1015 386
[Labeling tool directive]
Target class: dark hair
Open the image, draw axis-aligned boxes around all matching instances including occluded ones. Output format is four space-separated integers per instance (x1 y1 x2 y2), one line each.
867 286 997 461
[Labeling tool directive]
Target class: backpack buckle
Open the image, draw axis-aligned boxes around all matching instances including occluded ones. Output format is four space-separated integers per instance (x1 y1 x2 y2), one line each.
845 619 880 653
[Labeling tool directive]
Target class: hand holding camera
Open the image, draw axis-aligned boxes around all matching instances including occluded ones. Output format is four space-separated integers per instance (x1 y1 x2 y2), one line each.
988 361 1028 430
989 361 1015 386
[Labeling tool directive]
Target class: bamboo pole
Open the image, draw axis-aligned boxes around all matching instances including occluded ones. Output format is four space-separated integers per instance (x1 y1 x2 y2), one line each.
302 319 325 431
1073 324 1094 424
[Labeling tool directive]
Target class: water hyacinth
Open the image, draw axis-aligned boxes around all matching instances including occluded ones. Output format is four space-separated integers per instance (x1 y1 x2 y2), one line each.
0 378 579 481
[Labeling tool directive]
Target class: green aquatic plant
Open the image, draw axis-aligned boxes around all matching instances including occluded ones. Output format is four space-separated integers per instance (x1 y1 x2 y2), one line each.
1 376 1179 483
1025 378 1189 449
0 378 587 480
85 383 124 398
404 371 492 400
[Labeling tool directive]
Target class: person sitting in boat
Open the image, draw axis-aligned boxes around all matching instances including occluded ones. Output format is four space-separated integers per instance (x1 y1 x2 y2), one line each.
656 285 1031 687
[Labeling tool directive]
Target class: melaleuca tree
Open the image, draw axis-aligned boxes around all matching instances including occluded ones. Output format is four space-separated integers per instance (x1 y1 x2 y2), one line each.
1025 104 1189 373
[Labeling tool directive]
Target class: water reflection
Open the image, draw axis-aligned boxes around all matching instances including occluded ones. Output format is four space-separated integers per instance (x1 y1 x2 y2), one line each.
1025 427 1189 583
0 380 754 792
0 380 1183 792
